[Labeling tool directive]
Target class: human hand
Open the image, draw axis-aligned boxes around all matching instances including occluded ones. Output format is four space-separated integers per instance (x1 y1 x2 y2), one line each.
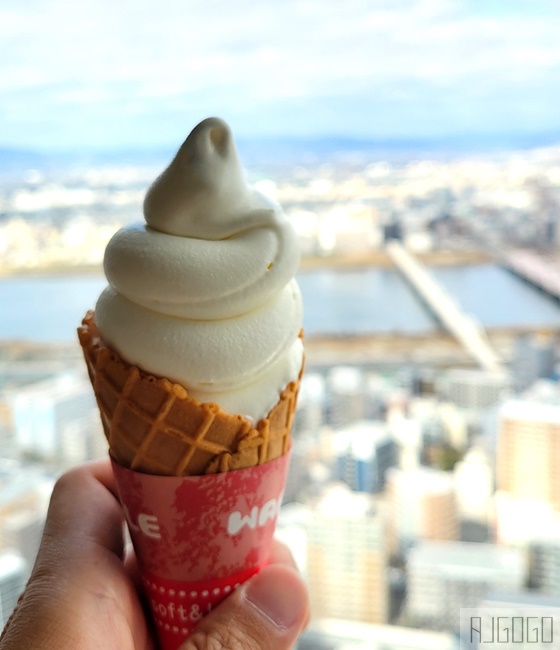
0 459 310 650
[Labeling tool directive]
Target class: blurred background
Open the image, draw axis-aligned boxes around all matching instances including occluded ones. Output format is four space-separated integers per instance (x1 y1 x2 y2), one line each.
1 0 560 647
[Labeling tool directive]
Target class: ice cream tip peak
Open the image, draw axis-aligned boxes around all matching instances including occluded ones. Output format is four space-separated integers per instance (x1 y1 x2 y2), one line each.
193 117 232 156
143 117 250 238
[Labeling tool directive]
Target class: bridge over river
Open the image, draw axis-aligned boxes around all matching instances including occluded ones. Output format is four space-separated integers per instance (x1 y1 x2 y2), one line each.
386 241 506 375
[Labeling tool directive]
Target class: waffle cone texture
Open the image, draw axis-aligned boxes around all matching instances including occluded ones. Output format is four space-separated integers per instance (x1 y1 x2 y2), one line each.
78 311 303 476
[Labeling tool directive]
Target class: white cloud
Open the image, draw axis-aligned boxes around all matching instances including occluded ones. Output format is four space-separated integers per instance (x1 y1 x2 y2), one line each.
0 0 559 146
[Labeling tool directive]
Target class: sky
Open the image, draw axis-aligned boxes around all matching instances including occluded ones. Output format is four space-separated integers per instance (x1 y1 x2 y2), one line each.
1 0 560 151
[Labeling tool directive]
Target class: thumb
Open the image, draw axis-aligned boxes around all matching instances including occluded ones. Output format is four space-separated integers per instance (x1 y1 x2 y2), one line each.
182 564 309 650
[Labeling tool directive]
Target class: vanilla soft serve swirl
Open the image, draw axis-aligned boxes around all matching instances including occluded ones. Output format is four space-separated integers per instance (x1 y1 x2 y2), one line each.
95 118 303 422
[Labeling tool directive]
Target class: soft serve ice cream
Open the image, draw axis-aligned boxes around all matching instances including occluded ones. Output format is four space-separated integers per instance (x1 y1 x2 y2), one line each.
94 117 303 422
78 118 303 648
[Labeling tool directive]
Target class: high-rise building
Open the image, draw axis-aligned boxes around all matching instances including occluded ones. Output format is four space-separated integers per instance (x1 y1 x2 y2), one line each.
495 492 560 547
363 374 390 421
443 369 511 412
8 372 103 464
386 467 458 556
408 398 445 447
438 402 469 450
333 420 397 493
497 400 560 508
0 465 52 574
0 509 45 573
453 446 494 526
276 502 310 577
327 367 365 430
60 410 108 468
477 591 560 650
307 484 388 624
390 414 422 471
523 378 560 404
293 372 325 437
512 333 557 391
0 552 27 628
406 541 526 632
530 539 560 596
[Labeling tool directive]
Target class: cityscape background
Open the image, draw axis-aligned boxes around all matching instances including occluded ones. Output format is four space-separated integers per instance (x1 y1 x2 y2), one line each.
2 136 560 649
2 1 560 648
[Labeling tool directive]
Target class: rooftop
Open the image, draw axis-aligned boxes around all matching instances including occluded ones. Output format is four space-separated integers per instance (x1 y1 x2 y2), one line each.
501 399 560 425
409 541 525 578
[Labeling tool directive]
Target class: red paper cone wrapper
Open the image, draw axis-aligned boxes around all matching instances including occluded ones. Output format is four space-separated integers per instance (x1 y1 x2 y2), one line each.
111 451 291 650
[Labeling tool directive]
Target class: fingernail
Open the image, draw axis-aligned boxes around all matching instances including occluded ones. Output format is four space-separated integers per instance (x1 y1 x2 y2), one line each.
244 565 307 630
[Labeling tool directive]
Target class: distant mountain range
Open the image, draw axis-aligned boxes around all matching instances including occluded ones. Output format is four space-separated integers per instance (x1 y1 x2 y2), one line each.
1 132 559 176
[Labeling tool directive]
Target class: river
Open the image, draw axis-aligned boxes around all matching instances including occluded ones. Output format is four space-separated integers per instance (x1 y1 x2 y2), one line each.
1 264 560 344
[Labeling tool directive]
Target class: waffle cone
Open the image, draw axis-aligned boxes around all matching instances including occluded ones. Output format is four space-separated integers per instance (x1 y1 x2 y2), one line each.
78 311 303 476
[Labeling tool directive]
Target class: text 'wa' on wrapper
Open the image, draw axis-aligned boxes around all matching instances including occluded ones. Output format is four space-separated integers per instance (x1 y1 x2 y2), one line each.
111 451 291 650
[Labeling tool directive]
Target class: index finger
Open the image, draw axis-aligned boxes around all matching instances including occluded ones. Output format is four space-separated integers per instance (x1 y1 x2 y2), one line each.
38 458 124 565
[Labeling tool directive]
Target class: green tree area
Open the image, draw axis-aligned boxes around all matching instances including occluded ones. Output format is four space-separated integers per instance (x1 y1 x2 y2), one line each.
424 443 464 471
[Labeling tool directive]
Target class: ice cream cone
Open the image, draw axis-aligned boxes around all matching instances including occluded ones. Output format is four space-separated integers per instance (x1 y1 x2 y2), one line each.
78 310 303 650
76 117 305 650
78 310 303 477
